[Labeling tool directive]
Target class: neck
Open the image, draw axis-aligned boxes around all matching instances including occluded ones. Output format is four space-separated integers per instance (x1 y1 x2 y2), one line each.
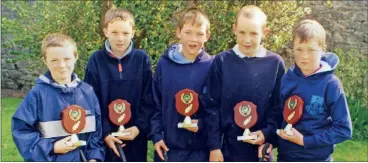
112 49 127 58
302 65 322 77
54 78 71 85
182 52 197 62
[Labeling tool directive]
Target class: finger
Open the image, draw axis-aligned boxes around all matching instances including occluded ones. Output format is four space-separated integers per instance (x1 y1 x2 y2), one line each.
112 136 123 144
267 144 273 154
117 135 132 141
65 146 77 151
258 145 264 158
111 144 120 157
63 136 72 141
264 155 270 159
191 119 198 123
162 142 169 152
156 147 164 161
121 144 126 148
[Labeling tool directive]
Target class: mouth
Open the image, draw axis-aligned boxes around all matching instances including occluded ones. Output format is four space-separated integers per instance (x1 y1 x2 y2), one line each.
242 44 252 49
116 44 124 48
188 44 198 49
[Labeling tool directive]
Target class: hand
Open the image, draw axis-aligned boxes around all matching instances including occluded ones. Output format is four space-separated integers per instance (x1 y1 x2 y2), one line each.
88 159 97 162
209 149 224 162
277 128 304 146
184 120 199 133
104 135 126 157
53 136 77 154
243 130 265 145
154 140 169 161
117 126 140 141
258 143 273 161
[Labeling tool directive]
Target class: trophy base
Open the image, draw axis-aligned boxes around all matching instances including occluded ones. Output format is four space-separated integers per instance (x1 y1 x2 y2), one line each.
276 124 294 136
66 140 86 147
177 123 198 128
111 132 131 137
237 135 257 141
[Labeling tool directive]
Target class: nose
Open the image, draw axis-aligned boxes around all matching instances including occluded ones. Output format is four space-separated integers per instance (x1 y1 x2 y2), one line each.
59 60 66 68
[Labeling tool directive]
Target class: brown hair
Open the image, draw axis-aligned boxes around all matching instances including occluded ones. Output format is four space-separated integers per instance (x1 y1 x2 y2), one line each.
235 5 267 29
177 7 210 33
104 8 135 29
292 19 326 48
41 33 77 59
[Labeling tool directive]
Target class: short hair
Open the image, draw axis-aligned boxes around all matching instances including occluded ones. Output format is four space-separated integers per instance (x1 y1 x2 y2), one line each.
235 5 267 29
177 7 210 33
41 33 77 59
104 8 135 29
292 19 326 48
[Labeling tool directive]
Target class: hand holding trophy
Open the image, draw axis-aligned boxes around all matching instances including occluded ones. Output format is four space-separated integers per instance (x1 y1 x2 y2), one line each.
176 89 199 129
277 95 304 136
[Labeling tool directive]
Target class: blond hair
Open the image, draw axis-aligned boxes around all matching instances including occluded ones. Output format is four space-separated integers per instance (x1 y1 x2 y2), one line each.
104 8 135 29
292 19 326 48
177 7 210 33
236 5 267 29
41 33 77 59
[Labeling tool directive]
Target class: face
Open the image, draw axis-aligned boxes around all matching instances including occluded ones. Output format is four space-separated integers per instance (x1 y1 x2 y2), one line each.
176 22 210 57
233 16 266 56
43 44 77 84
294 37 324 75
104 20 134 55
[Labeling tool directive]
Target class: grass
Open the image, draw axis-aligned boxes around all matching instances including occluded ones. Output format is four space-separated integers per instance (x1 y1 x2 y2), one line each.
1 97 367 161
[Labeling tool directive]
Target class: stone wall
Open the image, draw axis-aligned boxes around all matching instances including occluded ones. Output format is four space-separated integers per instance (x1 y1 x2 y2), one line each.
303 1 367 56
1 1 367 93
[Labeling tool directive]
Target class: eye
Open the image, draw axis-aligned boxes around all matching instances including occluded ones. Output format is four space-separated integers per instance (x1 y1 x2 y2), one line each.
112 31 118 34
124 32 130 35
239 31 245 35
251 32 258 36
198 33 204 36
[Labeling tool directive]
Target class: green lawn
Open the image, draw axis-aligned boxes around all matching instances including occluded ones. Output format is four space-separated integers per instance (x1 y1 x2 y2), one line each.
2 97 367 161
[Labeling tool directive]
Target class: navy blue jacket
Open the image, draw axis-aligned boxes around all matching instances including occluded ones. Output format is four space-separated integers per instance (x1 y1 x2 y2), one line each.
277 53 352 161
12 72 104 162
205 49 285 161
150 44 213 151
84 47 154 161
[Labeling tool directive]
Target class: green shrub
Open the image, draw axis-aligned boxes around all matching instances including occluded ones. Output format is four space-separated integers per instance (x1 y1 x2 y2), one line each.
334 48 368 140
2 0 309 76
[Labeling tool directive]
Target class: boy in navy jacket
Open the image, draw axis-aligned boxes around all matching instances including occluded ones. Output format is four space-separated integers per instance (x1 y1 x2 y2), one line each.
12 33 104 162
150 7 213 162
84 8 154 162
205 5 285 162
275 19 352 162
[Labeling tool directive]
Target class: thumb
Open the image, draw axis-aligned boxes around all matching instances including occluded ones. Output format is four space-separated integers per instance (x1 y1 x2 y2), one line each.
63 136 72 141
267 144 273 154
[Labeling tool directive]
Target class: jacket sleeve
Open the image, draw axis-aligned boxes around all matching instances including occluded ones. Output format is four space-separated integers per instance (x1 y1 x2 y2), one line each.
85 93 105 161
303 78 352 149
261 60 285 146
149 60 164 144
204 56 222 151
84 55 111 139
132 55 155 135
12 90 57 162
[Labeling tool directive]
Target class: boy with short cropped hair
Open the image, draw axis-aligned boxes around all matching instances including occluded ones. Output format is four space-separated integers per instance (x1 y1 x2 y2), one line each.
276 19 352 161
205 5 285 161
84 8 154 162
150 7 213 162
12 33 104 162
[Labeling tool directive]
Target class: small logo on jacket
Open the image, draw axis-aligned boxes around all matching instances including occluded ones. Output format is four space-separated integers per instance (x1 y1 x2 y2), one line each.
306 95 324 115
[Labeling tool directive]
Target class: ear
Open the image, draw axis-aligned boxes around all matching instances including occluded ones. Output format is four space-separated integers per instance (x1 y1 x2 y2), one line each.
263 27 270 38
232 23 237 35
205 32 211 42
75 53 79 61
176 27 181 39
132 29 135 38
42 57 47 65
103 28 108 38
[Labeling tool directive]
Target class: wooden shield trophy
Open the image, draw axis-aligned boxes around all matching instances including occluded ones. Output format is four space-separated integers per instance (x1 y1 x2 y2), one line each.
176 89 199 128
109 99 132 137
277 95 304 136
61 105 87 147
234 101 258 141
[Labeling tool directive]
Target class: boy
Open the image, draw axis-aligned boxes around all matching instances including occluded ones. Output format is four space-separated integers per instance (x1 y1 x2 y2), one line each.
205 5 285 161
12 33 104 162
84 8 154 162
150 7 212 162
276 19 352 161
